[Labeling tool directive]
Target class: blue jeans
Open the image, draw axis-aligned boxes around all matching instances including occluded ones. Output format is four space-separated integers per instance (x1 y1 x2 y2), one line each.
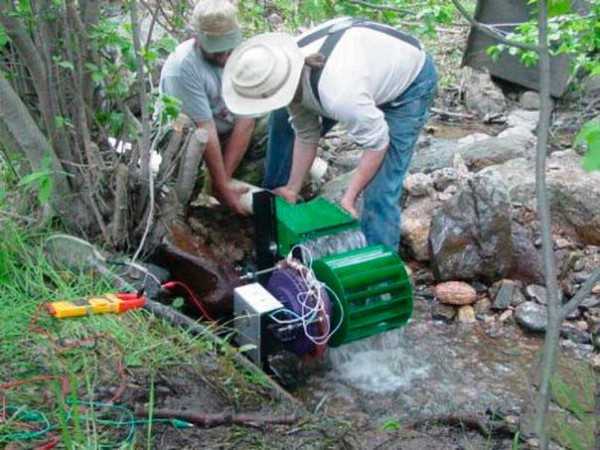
264 54 437 249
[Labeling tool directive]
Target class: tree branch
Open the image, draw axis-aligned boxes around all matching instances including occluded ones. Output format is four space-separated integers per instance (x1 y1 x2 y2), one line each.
135 408 298 428
346 0 416 15
561 268 600 320
130 0 156 262
450 0 540 52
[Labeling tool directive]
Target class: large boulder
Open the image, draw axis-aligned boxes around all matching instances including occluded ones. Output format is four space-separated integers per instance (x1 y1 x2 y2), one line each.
429 170 514 282
410 133 532 174
462 68 507 118
401 196 441 261
481 150 600 245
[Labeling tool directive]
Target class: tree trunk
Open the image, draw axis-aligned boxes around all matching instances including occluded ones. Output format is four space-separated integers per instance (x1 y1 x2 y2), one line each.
0 73 72 206
532 3 560 449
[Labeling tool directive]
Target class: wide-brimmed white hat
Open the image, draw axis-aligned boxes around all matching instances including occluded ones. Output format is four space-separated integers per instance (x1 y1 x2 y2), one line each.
223 33 304 116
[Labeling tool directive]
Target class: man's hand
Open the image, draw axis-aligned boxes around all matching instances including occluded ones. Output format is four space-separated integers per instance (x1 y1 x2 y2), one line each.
214 182 250 216
273 186 299 203
340 194 359 218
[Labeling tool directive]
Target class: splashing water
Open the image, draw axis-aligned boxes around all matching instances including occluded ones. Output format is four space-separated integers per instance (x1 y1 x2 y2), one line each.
300 229 367 261
327 328 430 394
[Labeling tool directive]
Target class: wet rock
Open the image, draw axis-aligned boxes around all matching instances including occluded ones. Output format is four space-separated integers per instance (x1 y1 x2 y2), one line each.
497 125 535 142
429 171 513 283
515 302 547 332
434 281 477 305
482 151 600 246
509 222 545 284
511 287 527 306
457 133 491 145
453 153 470 183
492 280 520 310
565 307 580 320
525 285 565 307
331 149 361 169
457 305 476 323
554 237 574 249
401 196 440 262
592 326 600 351
526 284 548 305
583 74 600 98
410 134 532 175
499 309 513 323
519 91 541 110
463 68 507 117
507 109 539 132
560 324 591 344
321 170 354 204
431 168 458 192
404 173 434 197
474 297 492 316
431 303 456 322
580 295 600 309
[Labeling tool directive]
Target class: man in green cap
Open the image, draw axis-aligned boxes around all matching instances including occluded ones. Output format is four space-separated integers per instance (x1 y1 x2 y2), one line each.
160 0 254 215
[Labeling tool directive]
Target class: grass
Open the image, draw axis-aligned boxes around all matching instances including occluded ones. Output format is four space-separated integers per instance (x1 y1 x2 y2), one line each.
0 218 269 448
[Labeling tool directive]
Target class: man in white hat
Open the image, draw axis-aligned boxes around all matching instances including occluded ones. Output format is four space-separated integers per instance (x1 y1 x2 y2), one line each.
159 0 254 215
222 17 437 249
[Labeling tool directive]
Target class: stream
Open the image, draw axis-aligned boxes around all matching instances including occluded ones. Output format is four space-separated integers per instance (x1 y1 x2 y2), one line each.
297 298 542 424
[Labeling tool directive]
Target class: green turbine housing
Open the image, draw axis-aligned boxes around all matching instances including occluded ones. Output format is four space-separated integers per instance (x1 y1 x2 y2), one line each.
313 245 413 347
275 197 359 256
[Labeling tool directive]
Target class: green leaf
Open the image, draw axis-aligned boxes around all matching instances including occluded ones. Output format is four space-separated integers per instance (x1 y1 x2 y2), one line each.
577 120 600 172
0 25 9 47
172 297 185 309
18 170 51 188
56 60 75 71
381 419 401 432
548 0 572 17
238 344 257 353
38 176 53 204
581 139 600 172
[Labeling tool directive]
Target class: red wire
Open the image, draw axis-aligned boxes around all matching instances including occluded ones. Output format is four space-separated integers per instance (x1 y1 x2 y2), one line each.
161 281 215 322
36 435 60 449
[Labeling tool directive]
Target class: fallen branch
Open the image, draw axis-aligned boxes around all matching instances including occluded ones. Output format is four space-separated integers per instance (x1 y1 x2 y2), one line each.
560 268 600 321
407 414 518 439
135 408 298 428
431 107 475 120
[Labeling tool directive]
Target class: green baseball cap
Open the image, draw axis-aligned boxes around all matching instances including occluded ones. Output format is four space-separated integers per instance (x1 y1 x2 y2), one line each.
193 0 242 53
198 27 242 53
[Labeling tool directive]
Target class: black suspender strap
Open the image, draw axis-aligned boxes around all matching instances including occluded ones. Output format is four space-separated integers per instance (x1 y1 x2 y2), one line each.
298 19 421 107
307 27 347 107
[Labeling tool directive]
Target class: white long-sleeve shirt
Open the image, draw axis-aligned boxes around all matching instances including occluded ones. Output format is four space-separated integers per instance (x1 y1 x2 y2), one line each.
289 18 426 151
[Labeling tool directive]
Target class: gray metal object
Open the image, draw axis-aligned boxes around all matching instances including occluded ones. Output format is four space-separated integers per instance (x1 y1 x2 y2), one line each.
233 283 283 366
463 0 588 97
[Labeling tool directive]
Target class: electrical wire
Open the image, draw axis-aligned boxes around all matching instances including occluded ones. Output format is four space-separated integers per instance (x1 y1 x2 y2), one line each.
161 281 215 322
268 244 344 347
0 401 192 448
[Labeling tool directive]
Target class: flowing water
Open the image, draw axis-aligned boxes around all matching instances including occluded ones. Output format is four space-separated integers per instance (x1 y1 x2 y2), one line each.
300 229 367 261
297 300 544 422
295 230 545 421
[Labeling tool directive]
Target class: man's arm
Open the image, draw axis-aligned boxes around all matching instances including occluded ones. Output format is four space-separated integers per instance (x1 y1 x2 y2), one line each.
199 120 248 215
340 145 388 217
274 137 318 203
222 117 255 177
